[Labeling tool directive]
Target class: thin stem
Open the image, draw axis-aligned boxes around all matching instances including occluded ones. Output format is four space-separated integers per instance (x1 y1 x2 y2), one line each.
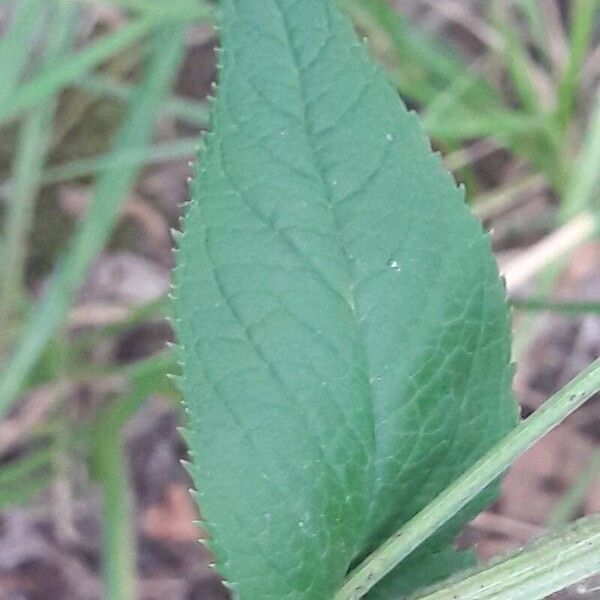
335 357 600 600
511 297 600 315
94 430 136 600
412 514 600 600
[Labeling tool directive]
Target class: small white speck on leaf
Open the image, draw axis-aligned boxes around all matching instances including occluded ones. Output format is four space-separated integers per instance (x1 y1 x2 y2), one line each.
388 259 401 271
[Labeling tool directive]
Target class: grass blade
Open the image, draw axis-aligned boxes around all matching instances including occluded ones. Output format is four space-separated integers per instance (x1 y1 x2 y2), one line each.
0 446 54 508
79 73 210 126
0 0 44 112
342 0 498 109
1 2 78 348
41 137 199 184
0 16 156 123
413 514 600 600
93 426 136 600
423 110 541 140
511 297 600 315
89 351 175 600
335 357 600 600
560 92 600 221
492 2 541 114
0 23 187 415
556 0 600 128
68 0 212 21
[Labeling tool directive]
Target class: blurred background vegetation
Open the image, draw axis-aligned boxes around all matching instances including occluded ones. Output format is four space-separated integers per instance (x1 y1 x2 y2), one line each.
0 0 599 598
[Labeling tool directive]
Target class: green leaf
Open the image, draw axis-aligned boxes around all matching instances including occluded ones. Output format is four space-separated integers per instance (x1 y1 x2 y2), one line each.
173 1 517 598
337 357 600 599
365 548 476 600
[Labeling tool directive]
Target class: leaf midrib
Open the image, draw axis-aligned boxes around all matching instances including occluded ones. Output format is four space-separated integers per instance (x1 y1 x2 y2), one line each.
265 0 378 550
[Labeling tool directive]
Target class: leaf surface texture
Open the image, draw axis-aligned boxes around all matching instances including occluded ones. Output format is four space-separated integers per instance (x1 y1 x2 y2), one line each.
174 1 517 598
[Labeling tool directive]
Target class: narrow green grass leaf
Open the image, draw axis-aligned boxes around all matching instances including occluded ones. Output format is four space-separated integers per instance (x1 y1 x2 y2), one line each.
0 0 44 112
338 357 600 599
423 107 541 140
68 0 212 21
556 0 600 128
88 351 175 600
1 2 78 344
513 0 544 48
0 447 54 509
92 427 136 600
0 24 186 415
0 16 156 123
92 351 176 430
413 514 600 600
79 73 210 126
560 92 600 221
41 137 199 185
511 297 600 315
174 1 516 598
492 3 541 114
342 0 498 110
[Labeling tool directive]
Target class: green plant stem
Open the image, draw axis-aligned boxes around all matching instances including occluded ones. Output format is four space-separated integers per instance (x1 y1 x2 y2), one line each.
0 24 186 415
412 514 600 600
90 351 176 600
335 357 600 600
511 297 600 315
94 429 136 600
